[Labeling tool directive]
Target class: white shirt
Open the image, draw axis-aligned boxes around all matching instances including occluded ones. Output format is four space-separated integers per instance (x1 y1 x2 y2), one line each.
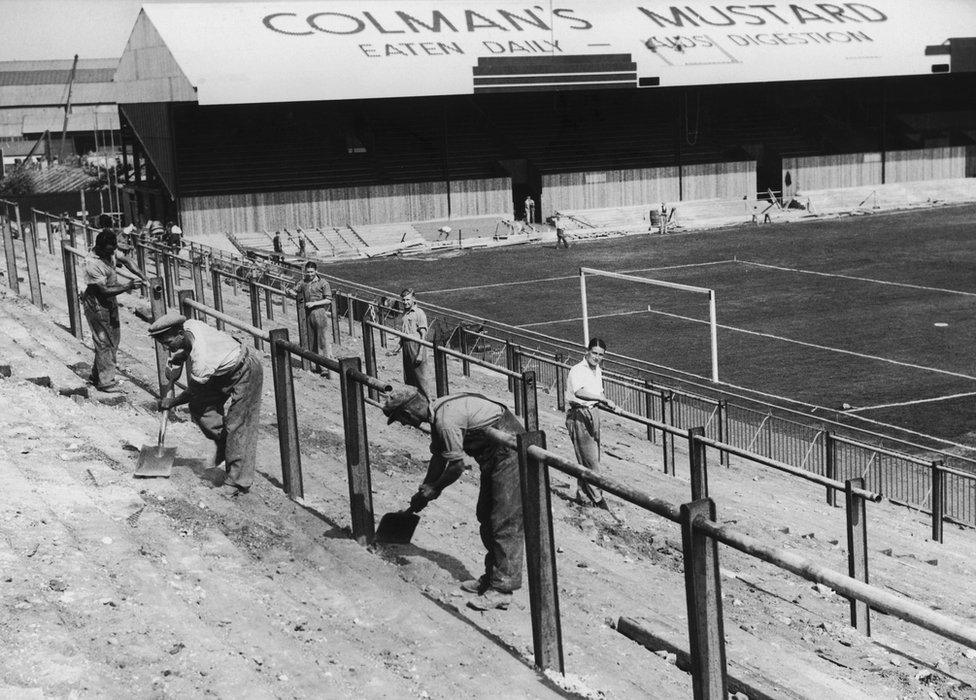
566 359 603 408
183 319 244 384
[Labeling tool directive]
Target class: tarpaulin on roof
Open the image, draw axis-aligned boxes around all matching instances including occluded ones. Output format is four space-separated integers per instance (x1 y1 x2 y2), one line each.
117 0 976 105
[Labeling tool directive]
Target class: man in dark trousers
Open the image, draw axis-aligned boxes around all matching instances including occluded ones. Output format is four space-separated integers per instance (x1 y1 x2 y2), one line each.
291 261 333 377
80 229 146 393
386 288 431 398
383 387 525 610
149 312 264 495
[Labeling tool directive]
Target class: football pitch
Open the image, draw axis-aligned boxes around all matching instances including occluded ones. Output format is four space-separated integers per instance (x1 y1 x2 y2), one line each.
328 204 976 442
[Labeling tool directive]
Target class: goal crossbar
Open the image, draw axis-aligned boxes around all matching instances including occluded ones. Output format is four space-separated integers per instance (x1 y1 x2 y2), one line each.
579 267 719 383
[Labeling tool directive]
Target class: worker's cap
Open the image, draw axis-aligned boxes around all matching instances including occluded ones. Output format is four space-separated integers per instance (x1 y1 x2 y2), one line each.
147 311 187 337
382 386 428 424
438 226 452 234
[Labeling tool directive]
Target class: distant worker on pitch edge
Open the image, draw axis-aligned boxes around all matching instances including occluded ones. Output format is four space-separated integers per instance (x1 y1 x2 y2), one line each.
383 387 526 610
149 313 264 496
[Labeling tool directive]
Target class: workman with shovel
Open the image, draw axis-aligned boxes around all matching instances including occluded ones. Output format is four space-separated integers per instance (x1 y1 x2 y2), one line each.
382 387 526 610
148 312 264 496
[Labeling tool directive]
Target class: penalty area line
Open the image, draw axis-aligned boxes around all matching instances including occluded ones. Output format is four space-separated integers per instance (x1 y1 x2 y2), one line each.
846 391 976 413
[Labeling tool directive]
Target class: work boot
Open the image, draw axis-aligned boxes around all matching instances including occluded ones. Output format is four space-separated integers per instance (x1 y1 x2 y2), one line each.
460 577 488 594
467 588 512 611
97 384 125 395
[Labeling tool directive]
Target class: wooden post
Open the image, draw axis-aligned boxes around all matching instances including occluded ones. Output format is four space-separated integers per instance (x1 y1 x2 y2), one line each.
339 357 375 545
135 240 148 297
825 432 838 507
517 431 565 673
269 328 304 499
511 346 522 417
505 340 515 391
191 255 205 307
643 379 656 442
521 370 538 432
845 477 870 635
21 222 42 308
60 240 82 338
161 253 175 306
662 390 675 475
460 326 471 377
555 354 567 412
66 216 76 247
717 400 728 467
33 209 49 255
362 318 379 401
210 267 225 331
2 212 19 294
330 290 341 344
84 224 93 248
433 342 449 397
149 278 168 395
932 460 945 543
680 498 728 700
295 292 310 371
264 287 274 321
689 427 708 500
248 280 262 350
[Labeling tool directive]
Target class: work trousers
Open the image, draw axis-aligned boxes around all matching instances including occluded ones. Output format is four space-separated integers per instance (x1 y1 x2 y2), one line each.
566 404 603 503
471 409 526 593
189 348 264 490
307 307 332 373
81 294 121 390
403 341 432 400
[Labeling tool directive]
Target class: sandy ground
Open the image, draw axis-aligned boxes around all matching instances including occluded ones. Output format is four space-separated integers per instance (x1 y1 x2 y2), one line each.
2 237 976 698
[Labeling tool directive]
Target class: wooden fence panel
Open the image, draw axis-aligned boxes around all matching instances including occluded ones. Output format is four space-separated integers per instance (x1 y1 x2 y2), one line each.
784 153 883 191
885 146 966 183
542 167 680 214
680 161 756 201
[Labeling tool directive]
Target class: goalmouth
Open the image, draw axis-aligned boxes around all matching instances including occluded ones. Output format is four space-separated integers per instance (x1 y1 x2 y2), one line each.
579 266 720 383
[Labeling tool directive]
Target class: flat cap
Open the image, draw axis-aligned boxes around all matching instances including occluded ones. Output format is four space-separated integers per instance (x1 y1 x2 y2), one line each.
147 311 187 337
382 386 426 424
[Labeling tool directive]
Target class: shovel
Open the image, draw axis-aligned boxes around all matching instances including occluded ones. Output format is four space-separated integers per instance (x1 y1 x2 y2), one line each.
374 505 421 544
135 393 177 478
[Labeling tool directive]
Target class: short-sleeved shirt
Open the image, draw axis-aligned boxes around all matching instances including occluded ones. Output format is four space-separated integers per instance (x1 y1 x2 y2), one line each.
294 277 332 308
566 359 603 408
82 252 118 288
429 393 505 463
400 306 428 341
183 319 244 385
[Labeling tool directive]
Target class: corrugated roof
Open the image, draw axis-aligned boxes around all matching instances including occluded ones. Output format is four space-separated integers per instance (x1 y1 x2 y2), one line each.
20 164 97 193
22 111 119 134
0 68 115 87
0 58 118 73
0 139 44 157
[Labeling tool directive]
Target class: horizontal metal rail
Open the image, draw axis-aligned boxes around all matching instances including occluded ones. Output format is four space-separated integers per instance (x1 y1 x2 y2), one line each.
183 298 270 341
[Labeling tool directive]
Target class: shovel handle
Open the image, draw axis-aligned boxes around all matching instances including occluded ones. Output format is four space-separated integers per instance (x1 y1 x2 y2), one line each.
157 408 169 446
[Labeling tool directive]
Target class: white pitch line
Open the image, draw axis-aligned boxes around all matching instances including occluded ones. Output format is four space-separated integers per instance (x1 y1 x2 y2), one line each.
519 307 976 382
420 259 737 295
846 391 976 413
739 259 976 298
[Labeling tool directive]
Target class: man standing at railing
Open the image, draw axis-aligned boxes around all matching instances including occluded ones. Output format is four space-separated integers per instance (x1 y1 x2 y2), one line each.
291 261 333 378
383 386 525 610
149 312 264 496
387 288 431 399
566 337 619 509
80 229 146 394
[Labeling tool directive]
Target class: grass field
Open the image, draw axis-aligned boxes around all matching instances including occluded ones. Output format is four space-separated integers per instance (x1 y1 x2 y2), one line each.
328 204 976 442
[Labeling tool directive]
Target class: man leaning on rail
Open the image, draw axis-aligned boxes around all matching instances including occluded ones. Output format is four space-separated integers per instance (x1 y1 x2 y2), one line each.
149 312 264 496
383 386 526 610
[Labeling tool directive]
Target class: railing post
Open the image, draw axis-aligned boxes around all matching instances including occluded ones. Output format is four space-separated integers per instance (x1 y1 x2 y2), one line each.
60 240 82 338
845 477 870 635
662 390 675 475
521 370 538 432
2 211 19 294
248 280 263 350
680 498 728 700
516 430 565 674
33 209 49 255
932 460 945 543
134 240 148 297
689 427 708 500
210 267 225 331
433 342 449 397
149 278 168 395
83 224 93 248
191 255 205 307
65 216 76 247
460 326 471 377
264 287 274 321
339 357 375 545
21 220 42 308
825 432 838 507
717 400 728 467
362 318 379 401
296 294 310 371
505 340 515 391
330 290 341 344
347 295 356 337
555 353 567 412
269 328 304 500
511 346 522 417
643 379 655 442
161 253 175 306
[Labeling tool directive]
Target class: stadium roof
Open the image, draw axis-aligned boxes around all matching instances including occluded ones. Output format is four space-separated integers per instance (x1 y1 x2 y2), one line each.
115 0 976 106
0 58 119 107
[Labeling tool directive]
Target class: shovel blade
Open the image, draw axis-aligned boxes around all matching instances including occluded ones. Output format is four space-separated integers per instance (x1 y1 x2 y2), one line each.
134 445 177 478
374 510 420 544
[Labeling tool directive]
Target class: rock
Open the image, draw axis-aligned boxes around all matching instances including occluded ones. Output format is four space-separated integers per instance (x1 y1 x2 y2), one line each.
576 562 588 568
732 598 744 607
890 657 902 666
813 583 835 596
252 656 264 666
926 559 939 567
963 649 976 660
779 527 790 534
776 616 793 626
168 643 185 655
48 579 67 592
915 669 933 682
277 674 288 682
880 548 893 557
801 532 816 539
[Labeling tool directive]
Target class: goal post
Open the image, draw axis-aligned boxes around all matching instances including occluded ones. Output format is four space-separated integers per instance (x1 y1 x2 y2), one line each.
579 266 720 383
